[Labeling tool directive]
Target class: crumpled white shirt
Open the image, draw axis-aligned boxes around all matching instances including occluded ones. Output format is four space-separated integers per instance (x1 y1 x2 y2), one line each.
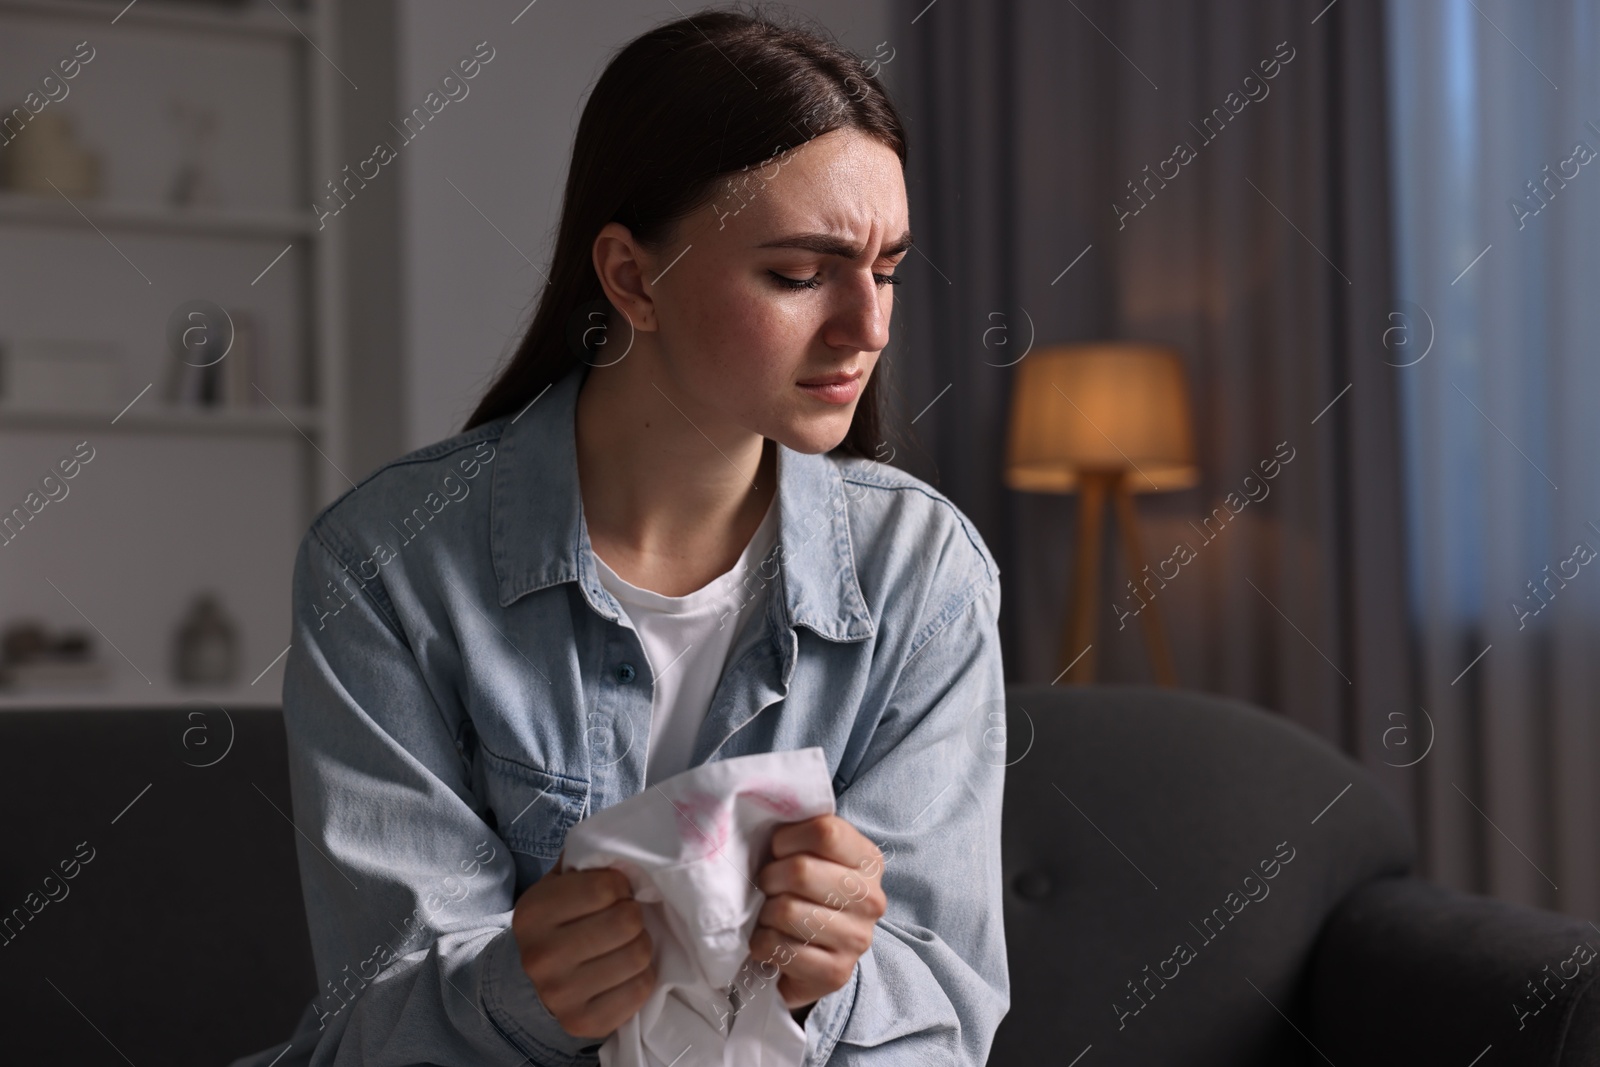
558 746 837 1067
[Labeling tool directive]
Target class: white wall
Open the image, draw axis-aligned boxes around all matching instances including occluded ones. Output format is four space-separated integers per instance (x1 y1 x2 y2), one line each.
394 0 894 450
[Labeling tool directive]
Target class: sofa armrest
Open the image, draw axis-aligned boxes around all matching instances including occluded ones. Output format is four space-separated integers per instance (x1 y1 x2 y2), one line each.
1307 876 1600 1067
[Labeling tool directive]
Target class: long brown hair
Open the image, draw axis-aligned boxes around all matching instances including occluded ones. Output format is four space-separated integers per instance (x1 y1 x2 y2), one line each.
460 5 907 460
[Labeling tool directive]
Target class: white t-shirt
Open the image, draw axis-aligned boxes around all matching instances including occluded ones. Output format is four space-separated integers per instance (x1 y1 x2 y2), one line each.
593 494 779 787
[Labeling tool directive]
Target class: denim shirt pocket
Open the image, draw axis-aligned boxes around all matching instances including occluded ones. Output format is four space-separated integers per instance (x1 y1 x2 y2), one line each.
472 744 589 880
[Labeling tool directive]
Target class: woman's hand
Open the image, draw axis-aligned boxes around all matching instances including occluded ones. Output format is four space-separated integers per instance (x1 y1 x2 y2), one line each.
749 813 887 1013
510 851 657 1040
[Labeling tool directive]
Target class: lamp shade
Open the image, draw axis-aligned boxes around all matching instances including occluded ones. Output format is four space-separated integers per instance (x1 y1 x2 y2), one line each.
1005 341 1199 493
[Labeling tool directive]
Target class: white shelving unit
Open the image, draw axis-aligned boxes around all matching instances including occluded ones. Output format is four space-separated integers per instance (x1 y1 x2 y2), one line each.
0 0 349 711
0 0 308 38
0 402 323 436
0 189 316 239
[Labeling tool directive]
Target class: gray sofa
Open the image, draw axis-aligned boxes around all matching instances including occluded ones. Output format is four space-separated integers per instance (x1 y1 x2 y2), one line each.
2 685 1594 1064
994 684 1600 1066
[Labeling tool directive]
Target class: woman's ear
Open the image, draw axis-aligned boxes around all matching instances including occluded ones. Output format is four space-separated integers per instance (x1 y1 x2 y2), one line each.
592 221 658 332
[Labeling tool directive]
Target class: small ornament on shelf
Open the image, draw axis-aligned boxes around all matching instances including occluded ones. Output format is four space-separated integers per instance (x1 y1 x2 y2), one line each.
172 591 240 686
0 110 101 198
166 98 221 209
0 619 109 692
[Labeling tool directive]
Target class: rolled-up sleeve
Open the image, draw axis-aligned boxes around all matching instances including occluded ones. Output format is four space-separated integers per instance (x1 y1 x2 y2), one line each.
283 525 597 1066
801 574 1010 1066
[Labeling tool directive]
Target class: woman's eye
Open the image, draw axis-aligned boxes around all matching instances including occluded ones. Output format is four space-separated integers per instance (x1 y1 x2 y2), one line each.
769 271 903 291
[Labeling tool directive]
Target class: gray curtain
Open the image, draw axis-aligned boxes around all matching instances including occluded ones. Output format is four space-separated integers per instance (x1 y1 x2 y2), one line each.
1385 0 1600 918
882 0 1417 817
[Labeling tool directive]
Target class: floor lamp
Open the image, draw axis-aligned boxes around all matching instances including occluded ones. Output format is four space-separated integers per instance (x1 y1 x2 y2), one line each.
1004 342 1199 686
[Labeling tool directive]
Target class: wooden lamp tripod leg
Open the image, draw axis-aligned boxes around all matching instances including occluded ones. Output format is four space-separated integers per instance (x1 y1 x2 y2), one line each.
1110 474 1178 686
1061 471 1109 683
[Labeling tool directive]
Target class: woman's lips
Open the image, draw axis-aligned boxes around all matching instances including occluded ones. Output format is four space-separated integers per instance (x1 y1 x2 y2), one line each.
796 373 863 404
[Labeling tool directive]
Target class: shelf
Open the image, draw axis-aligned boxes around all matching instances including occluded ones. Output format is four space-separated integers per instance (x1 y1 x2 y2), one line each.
0 403 322 436
0 0 312 41
0 0 352 556
0 683 282 711
0 192 316 241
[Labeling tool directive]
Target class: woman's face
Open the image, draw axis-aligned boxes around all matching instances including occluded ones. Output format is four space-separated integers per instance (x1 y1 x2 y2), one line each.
605 127 910 455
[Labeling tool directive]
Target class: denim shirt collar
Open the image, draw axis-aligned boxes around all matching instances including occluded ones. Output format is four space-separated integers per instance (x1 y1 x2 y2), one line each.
488 360 876 643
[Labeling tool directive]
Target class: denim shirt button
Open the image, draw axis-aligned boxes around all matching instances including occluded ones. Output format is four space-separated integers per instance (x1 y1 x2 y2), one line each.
616 662 636 683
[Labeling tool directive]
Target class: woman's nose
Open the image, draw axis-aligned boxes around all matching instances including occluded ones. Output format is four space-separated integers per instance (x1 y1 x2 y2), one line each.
830 271 891 352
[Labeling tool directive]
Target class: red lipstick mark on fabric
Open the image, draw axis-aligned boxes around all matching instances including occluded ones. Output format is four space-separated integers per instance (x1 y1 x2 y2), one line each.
673 782 805 859
674 791 732 859
742 780 803 819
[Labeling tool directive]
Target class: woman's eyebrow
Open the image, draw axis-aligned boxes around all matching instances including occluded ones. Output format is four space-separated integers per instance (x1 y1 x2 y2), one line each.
757 229 914 259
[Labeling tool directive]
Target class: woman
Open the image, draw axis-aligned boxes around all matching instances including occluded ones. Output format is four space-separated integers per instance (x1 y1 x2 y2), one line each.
243 8 1008 1067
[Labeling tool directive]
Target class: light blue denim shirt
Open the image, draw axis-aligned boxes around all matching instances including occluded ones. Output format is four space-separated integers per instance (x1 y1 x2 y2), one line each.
232 360 1008 1067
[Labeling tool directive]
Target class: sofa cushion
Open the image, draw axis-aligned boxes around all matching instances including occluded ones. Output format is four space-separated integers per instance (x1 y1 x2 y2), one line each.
992 684 1414 1067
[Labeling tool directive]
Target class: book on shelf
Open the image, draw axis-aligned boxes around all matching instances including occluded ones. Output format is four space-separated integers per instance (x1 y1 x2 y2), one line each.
0 658 111 691
163 307 269 411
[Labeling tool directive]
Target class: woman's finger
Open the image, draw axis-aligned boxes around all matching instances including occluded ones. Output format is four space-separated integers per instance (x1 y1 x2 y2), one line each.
757 851 885 920
755 890 877 955
748 920 860 996
771 814 880 871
